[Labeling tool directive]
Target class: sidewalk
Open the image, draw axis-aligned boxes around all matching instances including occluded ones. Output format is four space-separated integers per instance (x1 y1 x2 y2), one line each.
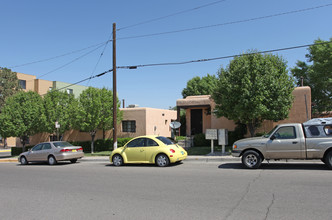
0 154 239 163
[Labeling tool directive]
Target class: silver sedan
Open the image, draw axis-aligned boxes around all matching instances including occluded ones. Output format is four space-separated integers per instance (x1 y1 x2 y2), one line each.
18 141 84 165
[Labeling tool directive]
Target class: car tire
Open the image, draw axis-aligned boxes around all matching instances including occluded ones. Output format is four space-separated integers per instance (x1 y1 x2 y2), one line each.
155 154 170 167
113 154 123 166
70 159 77 163
20 156 28 165
324 151 332 169
241 150 262 169
48 156 57 165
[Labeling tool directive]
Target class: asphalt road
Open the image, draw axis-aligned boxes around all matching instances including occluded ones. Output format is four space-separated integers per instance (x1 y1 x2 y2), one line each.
0 160 331 220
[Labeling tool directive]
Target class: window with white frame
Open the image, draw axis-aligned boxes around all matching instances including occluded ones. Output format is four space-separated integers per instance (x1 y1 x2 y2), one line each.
66 88 73 95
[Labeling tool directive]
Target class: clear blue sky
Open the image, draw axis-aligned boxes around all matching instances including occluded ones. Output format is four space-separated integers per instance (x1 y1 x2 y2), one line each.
1 0 331 109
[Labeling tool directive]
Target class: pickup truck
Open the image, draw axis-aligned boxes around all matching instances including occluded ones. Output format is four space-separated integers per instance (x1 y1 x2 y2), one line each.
232 118 332 169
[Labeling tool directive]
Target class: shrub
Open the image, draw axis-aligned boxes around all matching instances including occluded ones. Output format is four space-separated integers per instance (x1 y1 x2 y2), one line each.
193 133 210 147
11 145 33 156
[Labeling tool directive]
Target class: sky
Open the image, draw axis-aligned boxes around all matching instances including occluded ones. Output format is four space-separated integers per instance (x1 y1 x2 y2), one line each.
1 0 332 109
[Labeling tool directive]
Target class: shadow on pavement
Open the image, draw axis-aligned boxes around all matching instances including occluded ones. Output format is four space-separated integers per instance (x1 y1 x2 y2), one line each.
105 161 183 168
219 162 330 170
16 161 76 166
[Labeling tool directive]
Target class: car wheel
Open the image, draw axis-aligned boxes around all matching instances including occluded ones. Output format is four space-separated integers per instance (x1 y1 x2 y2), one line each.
241 150 262 169
70 159 77 163
324 151 332 169
156 154 169 167
20 156 28 165
48 156 57 165
113 154 123 166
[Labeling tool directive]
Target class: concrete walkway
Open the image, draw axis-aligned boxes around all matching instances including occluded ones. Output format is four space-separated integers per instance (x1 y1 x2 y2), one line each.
0 155 240 163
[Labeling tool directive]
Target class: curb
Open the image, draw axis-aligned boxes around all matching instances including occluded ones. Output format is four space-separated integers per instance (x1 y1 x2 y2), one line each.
0 156 240 163
0 158 17 163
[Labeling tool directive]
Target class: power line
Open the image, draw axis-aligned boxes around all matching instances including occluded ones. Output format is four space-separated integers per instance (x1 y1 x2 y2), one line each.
118 3 332 40
117 0 227 31
117 41 332 69
41 69 113 96
37 43 106 79
8 41 110 69
86 32 113 86
40 41 331 96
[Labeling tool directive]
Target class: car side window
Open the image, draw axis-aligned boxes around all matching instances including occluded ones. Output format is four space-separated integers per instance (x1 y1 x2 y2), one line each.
42 143 52 150
146 138 159 147
309 125 320 136
127 138 145 147
274 126 296 139
32 144 43 151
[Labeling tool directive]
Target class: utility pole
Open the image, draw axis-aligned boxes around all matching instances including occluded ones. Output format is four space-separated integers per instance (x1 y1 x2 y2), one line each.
113 23 117 150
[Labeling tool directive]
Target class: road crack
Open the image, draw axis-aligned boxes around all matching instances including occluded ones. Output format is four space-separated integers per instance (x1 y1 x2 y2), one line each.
223 170 263 220
264 193 275 220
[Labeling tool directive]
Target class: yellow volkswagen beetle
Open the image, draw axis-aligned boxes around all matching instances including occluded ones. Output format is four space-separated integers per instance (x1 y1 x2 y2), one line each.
110 136 187 167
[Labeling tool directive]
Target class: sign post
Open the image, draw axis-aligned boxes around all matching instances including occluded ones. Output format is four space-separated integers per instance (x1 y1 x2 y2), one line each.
55 121 60 141
205 129 218 154
218 129 228 154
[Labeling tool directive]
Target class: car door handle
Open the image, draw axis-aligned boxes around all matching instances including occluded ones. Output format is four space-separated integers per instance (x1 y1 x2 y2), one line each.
140 150 144 152
292 142 298 144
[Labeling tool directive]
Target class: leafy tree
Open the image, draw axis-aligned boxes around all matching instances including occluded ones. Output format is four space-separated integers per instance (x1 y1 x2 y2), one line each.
0 67 20 112
212 51 294 137
182 74 218 98
0 91 46 151
291 38 332 113
43 90 76 140
72 87 122 153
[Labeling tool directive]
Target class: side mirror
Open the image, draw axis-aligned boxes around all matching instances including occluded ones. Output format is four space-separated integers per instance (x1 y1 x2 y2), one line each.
270 135 276 141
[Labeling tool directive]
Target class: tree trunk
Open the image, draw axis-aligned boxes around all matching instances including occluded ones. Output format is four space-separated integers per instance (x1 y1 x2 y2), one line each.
103 128 106 140
4 138 7 148
247 121 256 137
90 131 96 154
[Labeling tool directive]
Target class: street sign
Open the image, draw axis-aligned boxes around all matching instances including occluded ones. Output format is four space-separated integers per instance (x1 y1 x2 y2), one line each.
205 129 218 140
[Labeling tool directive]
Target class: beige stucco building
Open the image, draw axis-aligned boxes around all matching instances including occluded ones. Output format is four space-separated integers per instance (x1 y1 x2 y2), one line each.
176 86 311 137
118 107 177 138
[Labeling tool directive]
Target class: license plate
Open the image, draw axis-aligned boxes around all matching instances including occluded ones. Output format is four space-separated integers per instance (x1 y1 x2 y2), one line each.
72 150 77 152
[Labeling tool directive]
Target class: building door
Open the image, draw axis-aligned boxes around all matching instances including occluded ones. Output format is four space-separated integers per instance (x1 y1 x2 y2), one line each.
191 109 203 135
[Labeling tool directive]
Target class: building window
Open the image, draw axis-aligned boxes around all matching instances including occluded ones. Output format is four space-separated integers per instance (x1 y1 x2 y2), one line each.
19 80 26 89
67 88 73 95
122 120 136 132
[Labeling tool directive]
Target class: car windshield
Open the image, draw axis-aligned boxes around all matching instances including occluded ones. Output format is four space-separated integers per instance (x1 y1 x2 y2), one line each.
156 136 174 145
53 141 73 148
263 126 278 138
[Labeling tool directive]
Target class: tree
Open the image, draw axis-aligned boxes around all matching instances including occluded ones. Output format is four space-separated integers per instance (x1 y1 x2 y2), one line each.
43 90 76 140
291 38 332 113
212 51 294 137
0 91 46 151
182 74 218 98
0 67 20 112
72 87 122 153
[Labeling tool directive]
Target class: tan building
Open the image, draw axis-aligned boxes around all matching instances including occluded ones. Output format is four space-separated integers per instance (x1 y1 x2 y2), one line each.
118 107 177 138
176 86 311 137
